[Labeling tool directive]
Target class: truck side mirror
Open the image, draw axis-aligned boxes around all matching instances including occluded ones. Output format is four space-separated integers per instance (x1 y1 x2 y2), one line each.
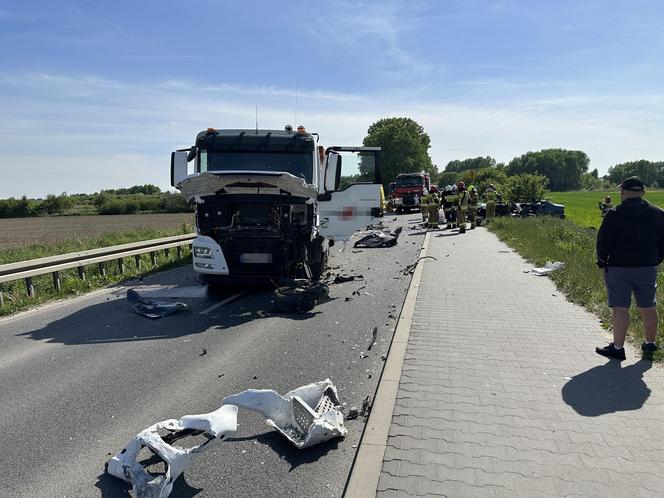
170 151 189 187
324 153 341 191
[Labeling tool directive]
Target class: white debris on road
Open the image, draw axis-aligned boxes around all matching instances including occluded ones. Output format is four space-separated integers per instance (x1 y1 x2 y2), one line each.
531 261 565 276
106 405 237 498
223 379 347 449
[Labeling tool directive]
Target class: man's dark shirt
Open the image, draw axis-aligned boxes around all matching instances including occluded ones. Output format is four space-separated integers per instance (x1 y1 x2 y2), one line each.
596 197 664 267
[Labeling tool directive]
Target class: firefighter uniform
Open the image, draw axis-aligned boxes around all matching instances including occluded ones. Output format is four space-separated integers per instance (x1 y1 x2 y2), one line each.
419 189 429 222
456 184 469 233
483 186 498 218
426 192 440 229
442 187 458 229
468 186 479 229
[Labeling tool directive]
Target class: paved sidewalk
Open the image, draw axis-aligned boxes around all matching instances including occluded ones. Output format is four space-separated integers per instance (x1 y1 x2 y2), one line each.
377 227 664 497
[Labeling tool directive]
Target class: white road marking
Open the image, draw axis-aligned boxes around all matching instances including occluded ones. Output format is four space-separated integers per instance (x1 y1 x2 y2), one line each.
199 290 248 315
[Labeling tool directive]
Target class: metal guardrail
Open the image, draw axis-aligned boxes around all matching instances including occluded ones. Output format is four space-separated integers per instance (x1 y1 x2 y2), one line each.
0 233 196 304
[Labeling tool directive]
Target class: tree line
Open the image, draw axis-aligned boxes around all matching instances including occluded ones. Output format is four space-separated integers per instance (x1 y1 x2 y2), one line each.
0 185 191 218
357 116 663 199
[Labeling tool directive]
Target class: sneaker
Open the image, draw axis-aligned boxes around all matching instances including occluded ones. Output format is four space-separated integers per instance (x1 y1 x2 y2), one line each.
642 342 658 353
595 343 626 361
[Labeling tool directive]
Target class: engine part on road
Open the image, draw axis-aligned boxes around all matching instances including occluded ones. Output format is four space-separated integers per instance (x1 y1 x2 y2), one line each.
126 289 188 319
272 280 330 313
106 405 237 498
222 379 347 449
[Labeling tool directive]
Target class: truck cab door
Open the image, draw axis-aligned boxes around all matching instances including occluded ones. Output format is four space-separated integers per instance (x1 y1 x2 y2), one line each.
318 146 382 241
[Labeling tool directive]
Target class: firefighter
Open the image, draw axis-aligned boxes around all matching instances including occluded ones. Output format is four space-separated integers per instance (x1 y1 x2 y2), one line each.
426 186 441 229
483 184 499 219
598 195 612 217
468 184 479 229
442 185 458 229
456 181 469 233
419 188 429 222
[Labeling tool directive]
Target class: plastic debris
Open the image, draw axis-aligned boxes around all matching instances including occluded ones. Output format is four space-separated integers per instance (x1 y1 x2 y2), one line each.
126 289 188 319
332 274 364 284
353 227 403 248
222 379 347 449
402 256 438 275
272 281 329 313
366 327 378 351
106 405 237 498
531 261 565 276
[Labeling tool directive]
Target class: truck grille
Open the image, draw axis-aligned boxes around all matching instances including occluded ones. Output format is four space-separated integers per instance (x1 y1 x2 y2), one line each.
223 234 286 276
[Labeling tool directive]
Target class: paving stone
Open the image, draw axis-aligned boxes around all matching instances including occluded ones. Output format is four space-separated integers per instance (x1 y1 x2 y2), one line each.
375 227 664 497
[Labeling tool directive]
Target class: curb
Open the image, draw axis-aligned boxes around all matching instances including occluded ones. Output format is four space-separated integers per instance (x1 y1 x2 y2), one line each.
343 231 431 498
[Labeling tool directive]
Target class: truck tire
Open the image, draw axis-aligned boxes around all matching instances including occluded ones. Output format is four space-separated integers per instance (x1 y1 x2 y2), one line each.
308 238 328 281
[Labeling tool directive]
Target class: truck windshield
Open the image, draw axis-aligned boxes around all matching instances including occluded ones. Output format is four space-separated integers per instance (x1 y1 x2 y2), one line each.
202 151 313 183
396 176 423 187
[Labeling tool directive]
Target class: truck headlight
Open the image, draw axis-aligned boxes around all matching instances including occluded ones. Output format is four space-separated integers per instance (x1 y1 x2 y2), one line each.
193 246 213 258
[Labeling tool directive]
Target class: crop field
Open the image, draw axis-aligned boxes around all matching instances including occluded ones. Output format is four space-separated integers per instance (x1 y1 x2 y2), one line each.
0 213 194 250
548 190 664 228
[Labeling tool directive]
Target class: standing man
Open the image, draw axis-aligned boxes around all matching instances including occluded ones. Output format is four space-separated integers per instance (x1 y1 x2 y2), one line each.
456 181 469 233
442 185 458 230
596 176 664 360
468 185 479 229
483 184 498 219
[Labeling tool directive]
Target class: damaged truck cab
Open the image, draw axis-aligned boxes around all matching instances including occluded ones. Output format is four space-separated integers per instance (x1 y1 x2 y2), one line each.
171 127 381 284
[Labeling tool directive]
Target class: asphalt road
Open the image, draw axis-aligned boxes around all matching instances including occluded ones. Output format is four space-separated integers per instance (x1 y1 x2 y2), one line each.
0 215 425 498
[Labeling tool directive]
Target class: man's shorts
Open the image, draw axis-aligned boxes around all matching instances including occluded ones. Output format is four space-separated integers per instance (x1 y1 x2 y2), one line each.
604 266 657 308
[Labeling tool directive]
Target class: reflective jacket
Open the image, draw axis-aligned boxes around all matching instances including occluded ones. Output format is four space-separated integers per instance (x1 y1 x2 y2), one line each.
458 191 469 209
469 190 479 206
483 190 498 203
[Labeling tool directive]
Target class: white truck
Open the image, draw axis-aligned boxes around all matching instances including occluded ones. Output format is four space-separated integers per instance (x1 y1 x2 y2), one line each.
170 126 382 285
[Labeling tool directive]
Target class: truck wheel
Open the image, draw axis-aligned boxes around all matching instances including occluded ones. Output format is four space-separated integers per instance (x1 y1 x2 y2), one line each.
308 239 328 281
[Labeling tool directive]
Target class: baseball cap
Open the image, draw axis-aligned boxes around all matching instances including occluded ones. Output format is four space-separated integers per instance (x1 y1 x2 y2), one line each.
619 176 644 192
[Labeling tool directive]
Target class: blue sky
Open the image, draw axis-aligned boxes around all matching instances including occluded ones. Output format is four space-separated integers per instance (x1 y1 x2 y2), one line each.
1 0 663 197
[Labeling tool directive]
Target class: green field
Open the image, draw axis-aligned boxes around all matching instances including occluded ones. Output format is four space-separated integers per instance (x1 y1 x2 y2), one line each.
548 190 664 228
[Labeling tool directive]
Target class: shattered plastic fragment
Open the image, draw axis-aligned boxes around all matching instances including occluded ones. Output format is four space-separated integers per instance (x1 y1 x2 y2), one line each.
106 405 237 498
127 289 188 319
223 379 347 449
531 261 564 276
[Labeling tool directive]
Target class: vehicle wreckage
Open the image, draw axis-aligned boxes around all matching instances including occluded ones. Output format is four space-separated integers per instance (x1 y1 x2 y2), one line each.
170 127 383 285
106 380 347 497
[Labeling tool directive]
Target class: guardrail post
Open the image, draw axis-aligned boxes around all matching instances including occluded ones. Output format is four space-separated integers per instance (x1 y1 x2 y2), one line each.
99 262 106 277
53 271 61 291
0 291 4 307
78 266 86 281
177 246 182 259
118 258 125 274
134 254 142 270
25 277 35 298
150 252 157 266
164 248 170 258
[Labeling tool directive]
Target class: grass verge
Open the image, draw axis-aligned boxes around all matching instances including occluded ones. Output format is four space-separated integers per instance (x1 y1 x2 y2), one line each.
0 226 193 317
487 216 664 361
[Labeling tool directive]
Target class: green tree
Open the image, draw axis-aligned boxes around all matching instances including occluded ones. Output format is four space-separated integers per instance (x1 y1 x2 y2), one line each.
504 173 550 203
606 160 664 187
506 149 589 191
360 117 435 188
462 167 508 192
436 171 460 187
444 156 496 173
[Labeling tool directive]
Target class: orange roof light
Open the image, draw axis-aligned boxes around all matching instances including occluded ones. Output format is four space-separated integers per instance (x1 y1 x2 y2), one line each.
297 125 306 134
207 127 216 133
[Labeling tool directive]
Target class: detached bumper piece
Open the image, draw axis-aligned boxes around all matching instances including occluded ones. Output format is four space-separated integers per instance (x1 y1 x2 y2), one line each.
106 405 237 498
223 379 347 449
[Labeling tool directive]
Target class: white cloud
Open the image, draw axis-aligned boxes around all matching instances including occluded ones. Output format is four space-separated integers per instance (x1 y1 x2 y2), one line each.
1 71 663 197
